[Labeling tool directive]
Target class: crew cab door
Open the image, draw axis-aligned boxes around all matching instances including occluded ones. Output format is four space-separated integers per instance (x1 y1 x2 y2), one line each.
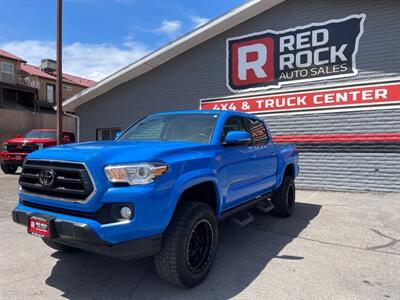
244 117 278 191
218 116 264 210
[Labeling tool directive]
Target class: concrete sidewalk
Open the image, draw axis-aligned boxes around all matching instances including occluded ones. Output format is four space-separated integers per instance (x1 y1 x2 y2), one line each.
0 173 399 299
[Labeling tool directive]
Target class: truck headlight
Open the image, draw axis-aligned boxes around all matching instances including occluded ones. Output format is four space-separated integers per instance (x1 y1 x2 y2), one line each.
104 163 168 185
2 143 7 151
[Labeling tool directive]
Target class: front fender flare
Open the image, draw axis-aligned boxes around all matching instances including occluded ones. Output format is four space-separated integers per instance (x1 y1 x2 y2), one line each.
161 169 221 228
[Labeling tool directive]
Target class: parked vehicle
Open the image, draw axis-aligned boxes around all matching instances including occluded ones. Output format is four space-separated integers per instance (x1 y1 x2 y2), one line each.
1 129 75 174
12 110 299 287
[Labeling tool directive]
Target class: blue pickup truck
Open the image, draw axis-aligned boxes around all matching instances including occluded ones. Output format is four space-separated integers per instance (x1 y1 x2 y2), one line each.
12 110 299 287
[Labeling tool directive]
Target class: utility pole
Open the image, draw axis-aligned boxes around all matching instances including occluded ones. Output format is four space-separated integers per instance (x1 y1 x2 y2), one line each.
56 0 63 145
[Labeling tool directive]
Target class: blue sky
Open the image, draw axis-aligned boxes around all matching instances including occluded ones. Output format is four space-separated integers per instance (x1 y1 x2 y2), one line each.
0 0 244 80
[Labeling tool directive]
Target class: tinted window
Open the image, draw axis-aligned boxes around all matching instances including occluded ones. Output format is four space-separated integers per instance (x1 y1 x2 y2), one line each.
96 128 121 141
119 114 219 144
124 118 165 140
245 118 269 145
25 130 56 139
221 117 247 141
63 132 76 142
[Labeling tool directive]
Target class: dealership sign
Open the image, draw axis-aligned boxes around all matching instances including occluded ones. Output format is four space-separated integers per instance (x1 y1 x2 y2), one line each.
226 14 366 92
200 82 400 114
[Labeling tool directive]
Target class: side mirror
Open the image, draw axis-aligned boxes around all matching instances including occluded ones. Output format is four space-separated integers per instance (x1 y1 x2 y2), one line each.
114 131 122 140
223 131 251 145
16 134 22 138
63 135 71 143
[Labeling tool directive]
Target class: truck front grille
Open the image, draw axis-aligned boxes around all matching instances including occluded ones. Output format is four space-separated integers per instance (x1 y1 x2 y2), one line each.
6 143 39 153
19 160 95 201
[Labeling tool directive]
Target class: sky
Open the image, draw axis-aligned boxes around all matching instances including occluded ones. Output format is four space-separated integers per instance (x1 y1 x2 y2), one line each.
0 0 244 81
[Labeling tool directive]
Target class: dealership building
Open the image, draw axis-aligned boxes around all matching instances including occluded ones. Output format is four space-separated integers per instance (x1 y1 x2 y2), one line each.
63 0 400 193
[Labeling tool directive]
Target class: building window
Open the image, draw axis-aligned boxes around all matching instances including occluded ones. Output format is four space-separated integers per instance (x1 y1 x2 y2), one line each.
63 85 72 91
33 80 40 89
46 84 55 103
96 128 121 141
1 62 13 83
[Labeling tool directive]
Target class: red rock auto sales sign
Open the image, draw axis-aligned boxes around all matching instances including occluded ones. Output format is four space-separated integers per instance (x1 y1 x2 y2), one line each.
200 82 400 114
226 14 366 92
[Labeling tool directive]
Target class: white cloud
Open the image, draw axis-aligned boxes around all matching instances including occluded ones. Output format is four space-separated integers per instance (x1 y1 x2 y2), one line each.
190 16 210 28
153 20 183 38
0 40 149 81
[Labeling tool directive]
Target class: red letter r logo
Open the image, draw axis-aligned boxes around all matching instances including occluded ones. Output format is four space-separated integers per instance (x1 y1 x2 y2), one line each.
229 36 275 89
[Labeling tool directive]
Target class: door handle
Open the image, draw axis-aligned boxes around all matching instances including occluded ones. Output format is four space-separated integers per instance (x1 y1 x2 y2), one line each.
248 154 256 159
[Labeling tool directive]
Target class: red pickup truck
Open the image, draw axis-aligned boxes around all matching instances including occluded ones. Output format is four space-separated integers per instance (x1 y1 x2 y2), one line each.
1 129 75 174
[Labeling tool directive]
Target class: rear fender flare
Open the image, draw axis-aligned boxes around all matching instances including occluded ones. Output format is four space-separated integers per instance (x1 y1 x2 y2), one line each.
276 157 295 189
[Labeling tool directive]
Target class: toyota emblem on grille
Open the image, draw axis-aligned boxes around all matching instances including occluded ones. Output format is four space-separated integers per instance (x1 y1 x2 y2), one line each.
39 169 56 188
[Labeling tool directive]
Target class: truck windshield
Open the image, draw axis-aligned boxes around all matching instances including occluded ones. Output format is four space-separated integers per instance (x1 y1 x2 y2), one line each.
25 131 56 139
118 114 219 144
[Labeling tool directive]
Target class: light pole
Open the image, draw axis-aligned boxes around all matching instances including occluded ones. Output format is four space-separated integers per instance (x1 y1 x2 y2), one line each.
56 0 63 145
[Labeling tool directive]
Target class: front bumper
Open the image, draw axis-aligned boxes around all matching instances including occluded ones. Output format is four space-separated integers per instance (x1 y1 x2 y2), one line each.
12 208 162 260
0 152 27 165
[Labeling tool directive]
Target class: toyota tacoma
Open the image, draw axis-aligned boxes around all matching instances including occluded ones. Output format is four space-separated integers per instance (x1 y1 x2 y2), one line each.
12 110 299 287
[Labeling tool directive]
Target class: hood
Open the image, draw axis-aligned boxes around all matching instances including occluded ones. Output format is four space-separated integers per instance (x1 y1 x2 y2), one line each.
4 137 56 144
26 140 211 165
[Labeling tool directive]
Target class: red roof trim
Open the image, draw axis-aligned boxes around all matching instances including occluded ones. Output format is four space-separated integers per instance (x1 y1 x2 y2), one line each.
20 64 96 88
0 49 95 88
0 49 27 63
21 64 56 80
51 71 96 88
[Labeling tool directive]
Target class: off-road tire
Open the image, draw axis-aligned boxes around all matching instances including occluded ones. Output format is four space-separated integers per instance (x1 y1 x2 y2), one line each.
1 164 17 174
271 176 295 217
42 238 79 252
154 201 218 288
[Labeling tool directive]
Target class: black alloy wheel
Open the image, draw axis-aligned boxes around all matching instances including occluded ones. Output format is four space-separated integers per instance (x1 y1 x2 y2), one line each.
186 219 214 273
154 201 218 288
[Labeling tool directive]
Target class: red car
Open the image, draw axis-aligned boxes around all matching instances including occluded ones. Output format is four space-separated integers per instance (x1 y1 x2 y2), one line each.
1 129 75 174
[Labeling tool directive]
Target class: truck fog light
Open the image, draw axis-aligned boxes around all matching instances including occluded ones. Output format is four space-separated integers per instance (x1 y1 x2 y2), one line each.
120 206 132 219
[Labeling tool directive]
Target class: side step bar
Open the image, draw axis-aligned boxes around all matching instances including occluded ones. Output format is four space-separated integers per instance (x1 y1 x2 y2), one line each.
256 200 274 213
219 192 273 222
230 211 254 227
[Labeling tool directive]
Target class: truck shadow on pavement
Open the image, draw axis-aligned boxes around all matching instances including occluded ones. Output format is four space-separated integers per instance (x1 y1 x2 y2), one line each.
45 202 321 299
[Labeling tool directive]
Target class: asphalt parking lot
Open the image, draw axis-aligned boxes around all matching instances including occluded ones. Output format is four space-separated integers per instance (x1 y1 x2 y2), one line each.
0 172 399 299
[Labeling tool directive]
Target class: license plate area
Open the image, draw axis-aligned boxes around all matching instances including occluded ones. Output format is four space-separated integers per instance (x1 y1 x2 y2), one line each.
28 215 53 238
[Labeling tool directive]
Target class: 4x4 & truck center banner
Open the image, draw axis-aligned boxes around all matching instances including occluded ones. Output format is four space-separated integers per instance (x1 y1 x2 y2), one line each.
200 81 400 114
